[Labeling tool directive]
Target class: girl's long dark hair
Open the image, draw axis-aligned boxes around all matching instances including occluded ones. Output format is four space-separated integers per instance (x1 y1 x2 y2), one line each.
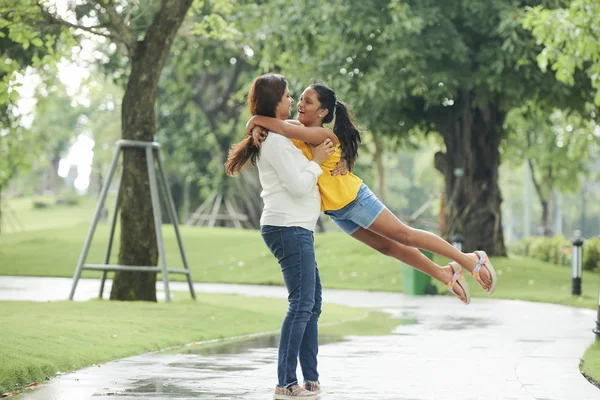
310 84 361 170
225 74 287 176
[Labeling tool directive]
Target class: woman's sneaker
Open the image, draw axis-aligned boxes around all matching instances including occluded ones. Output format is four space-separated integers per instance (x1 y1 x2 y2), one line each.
274 384 318 399
304 381 321 394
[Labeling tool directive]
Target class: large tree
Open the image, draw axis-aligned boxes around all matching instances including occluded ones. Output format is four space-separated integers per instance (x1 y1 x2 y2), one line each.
43 0 193 301
3 0 208 300
250 0 590 255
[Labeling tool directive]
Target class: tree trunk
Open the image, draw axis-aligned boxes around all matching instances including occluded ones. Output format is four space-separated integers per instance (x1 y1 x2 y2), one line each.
527 159 553 236
372 131 386 203
538 186 553 236
540 199 551 236
433 91 507 256
50 152 61 194
110 0 193 302
580 181 587 235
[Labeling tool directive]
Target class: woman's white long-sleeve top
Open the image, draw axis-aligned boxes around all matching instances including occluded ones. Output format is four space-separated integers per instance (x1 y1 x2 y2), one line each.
257 132 322 232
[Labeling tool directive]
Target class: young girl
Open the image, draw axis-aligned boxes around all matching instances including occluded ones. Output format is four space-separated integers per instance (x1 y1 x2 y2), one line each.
246 83 498 304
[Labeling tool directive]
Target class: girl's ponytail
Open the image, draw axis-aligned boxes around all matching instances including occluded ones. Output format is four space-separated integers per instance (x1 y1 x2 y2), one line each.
333 100 361 171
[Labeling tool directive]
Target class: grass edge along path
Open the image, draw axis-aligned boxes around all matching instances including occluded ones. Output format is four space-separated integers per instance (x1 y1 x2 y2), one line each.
0 293 366 395
581 341 600 389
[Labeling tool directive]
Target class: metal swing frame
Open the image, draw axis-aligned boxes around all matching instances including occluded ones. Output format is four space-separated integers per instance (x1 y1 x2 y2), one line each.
69 140 196 302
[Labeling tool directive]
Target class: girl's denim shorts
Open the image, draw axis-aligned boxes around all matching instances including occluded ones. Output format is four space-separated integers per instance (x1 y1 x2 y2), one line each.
324 184 385 235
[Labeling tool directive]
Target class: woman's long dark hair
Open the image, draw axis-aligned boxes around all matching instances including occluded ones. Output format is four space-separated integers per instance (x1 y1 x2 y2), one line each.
310 83 361 170
225 74 287 176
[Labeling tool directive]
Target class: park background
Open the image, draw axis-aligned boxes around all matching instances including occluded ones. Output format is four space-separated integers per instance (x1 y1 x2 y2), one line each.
2 0 600 397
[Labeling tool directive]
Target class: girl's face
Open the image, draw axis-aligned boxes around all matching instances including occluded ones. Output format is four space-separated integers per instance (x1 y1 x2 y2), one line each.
297 87 327 126
275 85 294 120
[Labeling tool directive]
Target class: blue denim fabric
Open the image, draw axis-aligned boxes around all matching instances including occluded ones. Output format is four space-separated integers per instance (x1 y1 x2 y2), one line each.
325 183 386 235
261 225 322 387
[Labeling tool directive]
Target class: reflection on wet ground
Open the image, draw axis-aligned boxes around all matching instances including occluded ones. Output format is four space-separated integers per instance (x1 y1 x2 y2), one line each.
172 334 347 357
430 315 495 330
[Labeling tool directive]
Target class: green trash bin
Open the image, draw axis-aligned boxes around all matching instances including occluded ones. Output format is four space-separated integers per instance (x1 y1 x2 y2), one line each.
402 250 434 295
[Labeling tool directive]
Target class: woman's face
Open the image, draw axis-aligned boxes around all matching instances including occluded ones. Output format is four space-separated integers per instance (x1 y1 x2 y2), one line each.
275 85 293 120
297 87 327 126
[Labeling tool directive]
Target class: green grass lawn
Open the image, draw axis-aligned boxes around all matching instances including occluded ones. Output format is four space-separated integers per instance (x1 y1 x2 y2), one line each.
581 341 600 389
1 223 598 309
0 293 364 395
1 196 101 233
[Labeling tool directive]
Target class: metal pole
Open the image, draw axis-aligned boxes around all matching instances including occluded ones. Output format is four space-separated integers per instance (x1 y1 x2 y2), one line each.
99 173 122 299
594 285 600 341
155 151 196 300
572 231 584 296
69 144 121 300
146 145 171 302
451 233 464 252
208 193 222 228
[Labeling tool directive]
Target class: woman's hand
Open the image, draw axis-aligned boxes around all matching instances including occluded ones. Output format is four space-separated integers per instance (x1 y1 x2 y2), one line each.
250 126 268 147
310 139 335 164
330 160 348 175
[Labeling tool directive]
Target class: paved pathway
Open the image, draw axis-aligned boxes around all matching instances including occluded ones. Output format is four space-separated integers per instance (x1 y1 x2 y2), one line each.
1 276 598 399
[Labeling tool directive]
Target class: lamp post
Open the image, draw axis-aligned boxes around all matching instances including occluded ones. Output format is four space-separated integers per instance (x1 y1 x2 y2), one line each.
451 233 465 251
571 230 584 296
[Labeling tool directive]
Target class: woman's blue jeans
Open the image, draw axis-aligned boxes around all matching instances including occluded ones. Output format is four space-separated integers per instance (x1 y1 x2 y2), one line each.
261 225 322 388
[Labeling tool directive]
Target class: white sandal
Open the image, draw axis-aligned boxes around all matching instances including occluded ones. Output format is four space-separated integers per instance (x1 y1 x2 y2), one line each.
470 250 498 295
446 262 471 305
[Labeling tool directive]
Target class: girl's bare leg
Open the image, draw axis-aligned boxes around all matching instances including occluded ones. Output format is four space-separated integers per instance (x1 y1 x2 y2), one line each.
368 209 492 290
350 227 467 302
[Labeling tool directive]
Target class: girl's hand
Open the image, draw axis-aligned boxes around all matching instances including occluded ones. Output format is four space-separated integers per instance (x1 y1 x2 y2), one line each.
330 160 348 175
310 139 335 164
251 126 268 147
245 116 258 135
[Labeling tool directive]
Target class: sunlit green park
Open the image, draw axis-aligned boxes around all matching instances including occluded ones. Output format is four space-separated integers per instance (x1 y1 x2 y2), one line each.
1 0 600 398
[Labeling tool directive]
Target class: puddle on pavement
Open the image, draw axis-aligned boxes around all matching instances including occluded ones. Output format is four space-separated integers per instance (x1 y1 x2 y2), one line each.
167 333 346 357
113 379 197 396
162 310 409 359
516 338 553 343
431 316 495 330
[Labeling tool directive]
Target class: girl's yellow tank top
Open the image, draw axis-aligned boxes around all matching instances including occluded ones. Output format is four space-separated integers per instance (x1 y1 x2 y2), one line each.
291 137 362 211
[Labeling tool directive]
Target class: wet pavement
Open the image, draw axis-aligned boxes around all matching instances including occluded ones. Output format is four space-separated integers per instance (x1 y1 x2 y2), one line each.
1 276 599 400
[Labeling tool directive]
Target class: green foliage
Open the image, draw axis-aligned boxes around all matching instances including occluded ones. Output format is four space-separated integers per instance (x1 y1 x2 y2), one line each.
511 235 571 266
504 102 600 194
250 0 584 135
0 125 37 189
0 0 68 107
511 234 600 272
583 236 600 272
524 0 600 105
0 0 70 190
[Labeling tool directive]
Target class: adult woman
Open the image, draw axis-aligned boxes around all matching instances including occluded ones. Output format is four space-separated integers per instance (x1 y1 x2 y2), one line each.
246 83 498 304
226 74 332 398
